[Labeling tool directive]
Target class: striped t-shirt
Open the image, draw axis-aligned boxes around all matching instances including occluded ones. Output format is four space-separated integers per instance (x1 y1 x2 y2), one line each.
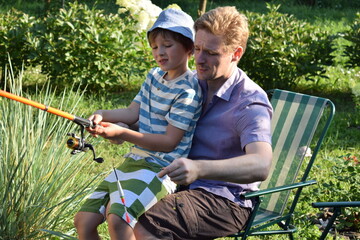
132 67 202 166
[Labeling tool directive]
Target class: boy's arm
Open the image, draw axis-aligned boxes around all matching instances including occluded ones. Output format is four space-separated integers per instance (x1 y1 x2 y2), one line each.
90 101 140 126
93 122 185 152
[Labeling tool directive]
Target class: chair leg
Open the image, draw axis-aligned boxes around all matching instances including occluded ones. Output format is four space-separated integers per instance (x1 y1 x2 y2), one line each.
319 207 342 240
289 232 294 240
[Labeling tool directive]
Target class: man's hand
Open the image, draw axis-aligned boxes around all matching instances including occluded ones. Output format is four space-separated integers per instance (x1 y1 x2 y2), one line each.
158 158 200 185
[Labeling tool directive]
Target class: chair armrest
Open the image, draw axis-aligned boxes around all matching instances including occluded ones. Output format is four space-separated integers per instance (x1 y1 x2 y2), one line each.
312 201 360 208
243 180 317 198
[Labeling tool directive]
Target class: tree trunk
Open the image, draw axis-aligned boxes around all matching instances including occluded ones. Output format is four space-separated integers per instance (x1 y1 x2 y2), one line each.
198 0 207 17
44 0 51 16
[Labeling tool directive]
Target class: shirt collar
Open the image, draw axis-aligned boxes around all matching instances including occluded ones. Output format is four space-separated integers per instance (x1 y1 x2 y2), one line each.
198 69 240 102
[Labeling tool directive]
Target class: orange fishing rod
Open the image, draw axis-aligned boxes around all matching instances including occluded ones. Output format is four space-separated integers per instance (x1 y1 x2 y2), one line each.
0 89 103 163
0 89 94 128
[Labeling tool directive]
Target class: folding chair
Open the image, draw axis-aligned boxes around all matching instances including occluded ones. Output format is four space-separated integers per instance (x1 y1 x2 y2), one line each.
228 89 335 240
312 201 360 240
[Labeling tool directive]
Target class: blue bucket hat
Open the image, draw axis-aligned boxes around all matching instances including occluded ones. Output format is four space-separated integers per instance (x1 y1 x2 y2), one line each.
147 8 195 42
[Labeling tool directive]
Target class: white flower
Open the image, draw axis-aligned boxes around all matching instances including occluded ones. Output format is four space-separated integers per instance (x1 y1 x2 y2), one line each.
137 10 150 31
116 0 162 32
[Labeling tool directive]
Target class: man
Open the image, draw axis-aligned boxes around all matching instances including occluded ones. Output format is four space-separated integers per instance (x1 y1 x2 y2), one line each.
133 6 273 240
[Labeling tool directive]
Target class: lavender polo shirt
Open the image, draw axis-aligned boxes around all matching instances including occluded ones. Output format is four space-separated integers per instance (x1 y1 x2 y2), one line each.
188 68 273 208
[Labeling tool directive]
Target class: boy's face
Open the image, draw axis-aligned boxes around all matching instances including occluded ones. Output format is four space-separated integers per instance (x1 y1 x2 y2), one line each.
150 33 190 80
194 29 236 83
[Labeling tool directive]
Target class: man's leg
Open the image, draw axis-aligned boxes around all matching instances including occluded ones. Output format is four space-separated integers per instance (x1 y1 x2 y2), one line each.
136 188 251 240
74 211 104 240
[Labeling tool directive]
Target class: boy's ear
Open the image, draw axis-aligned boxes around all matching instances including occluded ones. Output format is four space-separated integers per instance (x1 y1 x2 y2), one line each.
232 47 243 62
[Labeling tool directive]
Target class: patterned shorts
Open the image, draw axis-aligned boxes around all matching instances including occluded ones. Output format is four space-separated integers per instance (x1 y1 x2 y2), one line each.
79 156 177 228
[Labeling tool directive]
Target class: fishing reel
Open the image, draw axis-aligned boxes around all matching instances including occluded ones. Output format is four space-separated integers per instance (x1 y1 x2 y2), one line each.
66 124 104 163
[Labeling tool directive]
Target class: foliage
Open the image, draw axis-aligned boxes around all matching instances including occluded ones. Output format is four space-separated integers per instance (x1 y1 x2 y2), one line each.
296 0 360 9
0 9 38 75
240 4 335 90
343 12 360 68
351 80 360 111
33 2 153 92
319 154 360 232
0 63 100 239
0 2 154 92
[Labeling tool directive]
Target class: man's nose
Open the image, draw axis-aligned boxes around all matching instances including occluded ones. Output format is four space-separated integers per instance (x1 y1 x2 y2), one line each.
195 51 205 64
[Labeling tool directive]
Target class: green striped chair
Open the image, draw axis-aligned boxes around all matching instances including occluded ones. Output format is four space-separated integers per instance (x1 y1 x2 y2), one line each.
228 89 335 240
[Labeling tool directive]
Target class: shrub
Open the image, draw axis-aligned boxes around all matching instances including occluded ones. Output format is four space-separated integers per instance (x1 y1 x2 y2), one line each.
0 9 39 74
32 2 153 92
343 12 360 68
240 4 335 90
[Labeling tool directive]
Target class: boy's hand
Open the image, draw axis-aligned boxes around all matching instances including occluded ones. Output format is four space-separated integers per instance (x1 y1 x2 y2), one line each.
87 113 103 137
109 122 129 144
89 122 128 144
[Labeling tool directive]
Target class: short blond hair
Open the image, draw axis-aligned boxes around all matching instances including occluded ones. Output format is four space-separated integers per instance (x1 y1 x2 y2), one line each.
194 6 249 53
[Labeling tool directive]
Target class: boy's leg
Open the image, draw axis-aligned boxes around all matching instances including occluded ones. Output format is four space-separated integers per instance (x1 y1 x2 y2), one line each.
74 211 104 240
74 172 111 239
108 213 136 240
108 157 176 228
106 199 136 240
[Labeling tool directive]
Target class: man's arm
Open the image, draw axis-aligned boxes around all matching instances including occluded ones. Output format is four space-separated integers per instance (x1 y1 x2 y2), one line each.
158 141 272 185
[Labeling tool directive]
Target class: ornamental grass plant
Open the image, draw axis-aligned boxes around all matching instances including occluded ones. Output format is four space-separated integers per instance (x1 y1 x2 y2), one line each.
0 63 101 239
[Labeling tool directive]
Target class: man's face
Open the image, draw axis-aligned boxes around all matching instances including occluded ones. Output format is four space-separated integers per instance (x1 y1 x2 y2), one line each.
194 29 235 82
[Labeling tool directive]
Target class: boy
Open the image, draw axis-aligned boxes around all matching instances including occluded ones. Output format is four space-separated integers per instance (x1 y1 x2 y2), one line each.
74 8 202 240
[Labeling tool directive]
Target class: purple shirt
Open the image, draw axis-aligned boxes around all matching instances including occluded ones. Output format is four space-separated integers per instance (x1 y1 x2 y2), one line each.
188 68 273 208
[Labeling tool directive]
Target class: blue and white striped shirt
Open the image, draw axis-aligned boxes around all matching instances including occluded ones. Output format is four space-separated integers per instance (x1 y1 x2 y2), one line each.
133 67 202 166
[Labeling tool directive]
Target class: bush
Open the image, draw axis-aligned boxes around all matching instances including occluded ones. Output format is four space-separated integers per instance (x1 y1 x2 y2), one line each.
296 0 360 8
33 2 153 92
343 12 360 68
0 9 39 74
240 4 335 90
0 2 154 92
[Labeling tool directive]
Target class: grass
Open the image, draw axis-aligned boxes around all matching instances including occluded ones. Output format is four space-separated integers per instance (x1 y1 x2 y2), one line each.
0 0 359 239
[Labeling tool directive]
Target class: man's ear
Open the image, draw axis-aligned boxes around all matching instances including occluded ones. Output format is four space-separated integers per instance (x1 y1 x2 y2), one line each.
232 47 243 62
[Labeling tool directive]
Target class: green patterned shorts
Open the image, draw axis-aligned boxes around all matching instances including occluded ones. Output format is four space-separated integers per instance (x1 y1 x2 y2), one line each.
79 156 177 228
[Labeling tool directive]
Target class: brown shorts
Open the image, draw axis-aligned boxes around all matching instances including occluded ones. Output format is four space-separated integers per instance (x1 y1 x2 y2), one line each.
138 188 251 240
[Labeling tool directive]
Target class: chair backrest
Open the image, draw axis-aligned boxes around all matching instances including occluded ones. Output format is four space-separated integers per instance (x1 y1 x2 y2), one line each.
259 89 335 216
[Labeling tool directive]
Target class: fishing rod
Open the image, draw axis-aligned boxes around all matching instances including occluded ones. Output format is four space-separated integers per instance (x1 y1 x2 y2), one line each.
0 89 103 163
